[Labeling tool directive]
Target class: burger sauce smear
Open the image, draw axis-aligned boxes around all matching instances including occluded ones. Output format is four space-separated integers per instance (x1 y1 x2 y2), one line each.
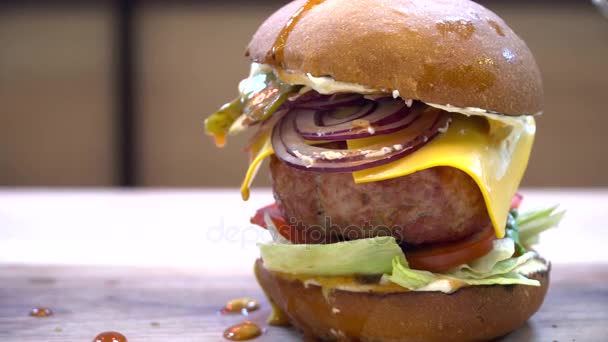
265 0 326 66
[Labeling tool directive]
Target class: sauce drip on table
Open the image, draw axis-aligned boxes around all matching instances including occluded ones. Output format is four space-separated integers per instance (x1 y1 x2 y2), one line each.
265 0 326 66
93 331 128 342
29 307 53 317
223 321 262 341
221 298 260 315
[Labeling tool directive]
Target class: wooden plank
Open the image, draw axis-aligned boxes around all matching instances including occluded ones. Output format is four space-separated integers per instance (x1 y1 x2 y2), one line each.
0 264 606 341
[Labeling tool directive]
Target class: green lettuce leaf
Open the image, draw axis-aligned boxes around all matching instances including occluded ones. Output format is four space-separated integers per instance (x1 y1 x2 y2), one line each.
453 272 540 287
387 257 437 289
257 205 564 292
258 237 405 276
387 247 541 292
449 252 537 280
517 206 565 246
457 237 516 274
506 210 527 256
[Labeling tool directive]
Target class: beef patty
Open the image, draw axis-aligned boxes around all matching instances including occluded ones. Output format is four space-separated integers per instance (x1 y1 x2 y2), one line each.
269 155 491 245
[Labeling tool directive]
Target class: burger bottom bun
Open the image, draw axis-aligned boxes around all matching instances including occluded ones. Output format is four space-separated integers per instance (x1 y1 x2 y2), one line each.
255 258 549 342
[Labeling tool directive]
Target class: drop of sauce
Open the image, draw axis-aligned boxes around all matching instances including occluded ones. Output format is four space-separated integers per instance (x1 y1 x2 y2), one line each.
267 304 290 327
221 298 260 315
436 17 475 40
265 0 326 66
93 331 127 342
29 307 53 317
223 321 262 341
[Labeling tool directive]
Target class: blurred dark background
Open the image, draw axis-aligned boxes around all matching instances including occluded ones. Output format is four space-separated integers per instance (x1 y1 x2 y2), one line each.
1 0 606 187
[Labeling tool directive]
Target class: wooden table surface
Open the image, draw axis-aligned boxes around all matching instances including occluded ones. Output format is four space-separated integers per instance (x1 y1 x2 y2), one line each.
0 189 607 341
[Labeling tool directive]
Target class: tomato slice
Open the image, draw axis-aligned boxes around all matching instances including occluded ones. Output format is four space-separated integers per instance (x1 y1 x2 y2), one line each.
511 192 523 210
405 224 496 273
251 203 314 244
251 203 282 229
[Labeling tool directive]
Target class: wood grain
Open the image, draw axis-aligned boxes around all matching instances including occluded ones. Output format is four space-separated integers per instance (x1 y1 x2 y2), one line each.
0 264 606 341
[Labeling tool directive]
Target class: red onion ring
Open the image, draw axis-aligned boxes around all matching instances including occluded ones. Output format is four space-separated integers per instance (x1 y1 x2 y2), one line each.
311 110 423 141
292 93 365 110
320 102 376 126
271 105 451 172
295 99 417 141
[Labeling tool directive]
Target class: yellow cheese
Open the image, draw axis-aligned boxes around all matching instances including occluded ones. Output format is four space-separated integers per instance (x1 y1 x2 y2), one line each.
274 272 409 293
348 115 535 238
241 115 535 238
241 130 274 201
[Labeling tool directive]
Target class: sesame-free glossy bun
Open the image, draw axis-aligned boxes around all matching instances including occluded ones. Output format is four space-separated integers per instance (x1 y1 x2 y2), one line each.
255 258 550 342
248 0 543 115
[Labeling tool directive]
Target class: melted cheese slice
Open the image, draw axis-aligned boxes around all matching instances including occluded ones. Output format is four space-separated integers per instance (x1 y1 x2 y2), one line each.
348 115 535 238
241 115 535 238
277 273 409 294
241 130 274 201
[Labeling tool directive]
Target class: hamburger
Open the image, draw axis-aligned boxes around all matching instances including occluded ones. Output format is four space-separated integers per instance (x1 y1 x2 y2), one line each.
204 0 565 341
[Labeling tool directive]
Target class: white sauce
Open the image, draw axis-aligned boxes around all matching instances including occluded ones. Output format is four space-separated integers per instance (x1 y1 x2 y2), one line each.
365 146 394 158
416 279 462 294
292 150 315 167
437 118 452 133
248 63 540 124
320 151 346 160
298 258 548 294
282 72 379 94
514 258 549 276
426 102 539 126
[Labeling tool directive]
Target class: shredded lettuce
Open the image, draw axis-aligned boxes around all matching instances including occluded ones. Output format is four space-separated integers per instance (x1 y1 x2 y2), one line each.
259 237 406 276
386 238 542 292
462 237 516 274
387 206 564 291
257 205 564 291
449 244 538 280
517 206 565 246
387 257 437 289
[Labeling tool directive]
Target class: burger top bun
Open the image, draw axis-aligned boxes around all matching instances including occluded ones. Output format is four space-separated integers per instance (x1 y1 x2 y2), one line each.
247 0 543 116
